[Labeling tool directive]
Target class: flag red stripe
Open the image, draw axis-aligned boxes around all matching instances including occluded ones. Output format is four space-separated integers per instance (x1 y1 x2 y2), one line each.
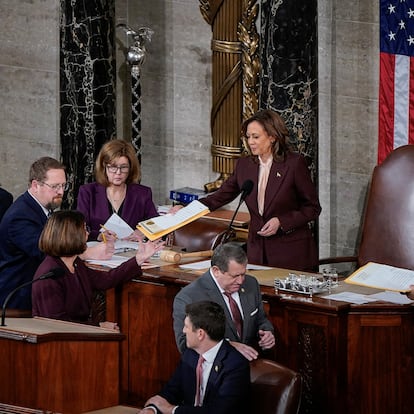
378 52 395 164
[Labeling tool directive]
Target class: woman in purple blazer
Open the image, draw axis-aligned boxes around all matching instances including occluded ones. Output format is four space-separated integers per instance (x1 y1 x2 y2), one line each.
77 139 158 241
199 109 321 271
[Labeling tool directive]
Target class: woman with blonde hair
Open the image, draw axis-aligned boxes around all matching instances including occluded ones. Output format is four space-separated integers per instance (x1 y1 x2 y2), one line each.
77 139 157 241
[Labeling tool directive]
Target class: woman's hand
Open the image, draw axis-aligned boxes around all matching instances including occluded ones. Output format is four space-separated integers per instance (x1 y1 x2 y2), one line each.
135 239 165 266
99 321 120 332
123 229 145 242
168 204 183 214
257 217 280 237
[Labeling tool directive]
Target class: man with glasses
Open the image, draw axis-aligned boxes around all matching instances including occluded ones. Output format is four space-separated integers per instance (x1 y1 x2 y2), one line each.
0 157 114 311
173 243 275 361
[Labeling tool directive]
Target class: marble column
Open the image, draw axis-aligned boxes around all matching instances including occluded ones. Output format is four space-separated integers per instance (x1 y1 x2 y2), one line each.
260 0 318 178
60 0 116 209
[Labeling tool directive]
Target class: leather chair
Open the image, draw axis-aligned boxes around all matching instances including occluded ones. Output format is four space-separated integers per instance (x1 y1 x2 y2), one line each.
250 358 302 414
172 217 233 252
320 144 414 271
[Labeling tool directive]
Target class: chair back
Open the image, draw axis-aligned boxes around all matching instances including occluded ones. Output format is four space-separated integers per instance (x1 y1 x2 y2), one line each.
172 217 231 252
358 144 414 269
250 359 301 414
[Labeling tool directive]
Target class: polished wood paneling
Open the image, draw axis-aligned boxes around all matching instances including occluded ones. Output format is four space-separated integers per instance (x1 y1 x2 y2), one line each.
118 281 181 406
112 265 414 414
0 319 123 413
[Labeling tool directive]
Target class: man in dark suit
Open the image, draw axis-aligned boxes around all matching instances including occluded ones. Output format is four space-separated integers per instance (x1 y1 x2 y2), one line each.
173 243 275 361
0 157 113 310
0 187 13 221
143 301 250 414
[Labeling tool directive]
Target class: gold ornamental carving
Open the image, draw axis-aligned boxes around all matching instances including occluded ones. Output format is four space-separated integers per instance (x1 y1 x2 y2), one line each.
199 0 260 192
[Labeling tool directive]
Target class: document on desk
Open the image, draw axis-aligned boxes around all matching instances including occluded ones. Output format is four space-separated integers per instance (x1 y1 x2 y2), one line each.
137 200 210 241
345 262 414 292
86 255 131 268
179 260 272 271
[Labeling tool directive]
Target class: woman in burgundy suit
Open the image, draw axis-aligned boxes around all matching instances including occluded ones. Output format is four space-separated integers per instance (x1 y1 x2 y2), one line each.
199 109 321 271
77 139 158 241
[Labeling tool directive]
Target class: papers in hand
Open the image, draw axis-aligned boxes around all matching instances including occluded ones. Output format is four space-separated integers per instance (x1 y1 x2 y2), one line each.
137 200 210 241
345 262 414 292
86 255 131 269
101 213 134 239
87 240 139 254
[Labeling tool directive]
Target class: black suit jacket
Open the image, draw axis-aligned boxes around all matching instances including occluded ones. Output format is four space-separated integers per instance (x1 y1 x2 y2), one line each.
160 340 250 414
0 191 47 309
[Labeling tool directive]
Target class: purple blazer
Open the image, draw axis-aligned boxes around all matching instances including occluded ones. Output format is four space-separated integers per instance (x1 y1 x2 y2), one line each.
77 182 158 240
200 154 321 271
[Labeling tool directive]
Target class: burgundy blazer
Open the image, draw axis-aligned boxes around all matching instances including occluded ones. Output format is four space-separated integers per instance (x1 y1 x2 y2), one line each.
77 182 158 240
200 154 321 271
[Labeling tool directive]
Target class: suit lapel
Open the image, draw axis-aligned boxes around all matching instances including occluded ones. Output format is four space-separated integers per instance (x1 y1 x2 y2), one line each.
239 283 254 342
201 273 240 339
263 160 289 215
203 342 227 403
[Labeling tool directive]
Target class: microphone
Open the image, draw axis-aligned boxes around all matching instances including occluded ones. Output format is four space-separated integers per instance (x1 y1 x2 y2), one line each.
1 267 65 326
221 180 254 244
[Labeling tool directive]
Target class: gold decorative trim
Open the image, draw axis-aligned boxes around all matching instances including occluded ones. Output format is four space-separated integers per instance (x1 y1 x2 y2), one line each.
211 61 242 131
199 0 225 25
211 40 241 54
239 0 260 120
211 144 244 158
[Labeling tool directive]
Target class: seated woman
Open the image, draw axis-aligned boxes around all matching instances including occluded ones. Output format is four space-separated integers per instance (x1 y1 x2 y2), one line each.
32 210 164 327
77 139 158 241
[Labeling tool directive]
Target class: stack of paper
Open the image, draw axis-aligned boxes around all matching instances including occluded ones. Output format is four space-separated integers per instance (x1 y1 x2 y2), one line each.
137 200 210 241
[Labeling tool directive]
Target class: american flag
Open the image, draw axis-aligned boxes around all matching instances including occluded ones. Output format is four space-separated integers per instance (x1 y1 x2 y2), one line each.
379 0 414 163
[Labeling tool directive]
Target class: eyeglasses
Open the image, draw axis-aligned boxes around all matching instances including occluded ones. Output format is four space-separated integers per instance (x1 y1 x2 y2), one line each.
41 182 69 192
106 164 130 174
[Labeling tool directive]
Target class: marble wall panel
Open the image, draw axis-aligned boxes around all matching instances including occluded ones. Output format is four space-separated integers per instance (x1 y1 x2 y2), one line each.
334 96 378 173
0 134 59 197
335 20 378 101
0 0 59 70
335 0 379 23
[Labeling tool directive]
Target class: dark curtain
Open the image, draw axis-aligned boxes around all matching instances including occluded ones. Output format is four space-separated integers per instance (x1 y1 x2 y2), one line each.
60 0 116 209
259 0 318 178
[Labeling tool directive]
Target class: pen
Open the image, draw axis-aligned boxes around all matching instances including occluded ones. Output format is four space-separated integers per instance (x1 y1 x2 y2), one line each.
100 224 118 240
101 232 107 243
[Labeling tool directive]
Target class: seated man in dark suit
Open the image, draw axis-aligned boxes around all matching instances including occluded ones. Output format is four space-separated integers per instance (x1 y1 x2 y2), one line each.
0 187 13 221
173 243 275 361
0 157 114 311
142 301 250 414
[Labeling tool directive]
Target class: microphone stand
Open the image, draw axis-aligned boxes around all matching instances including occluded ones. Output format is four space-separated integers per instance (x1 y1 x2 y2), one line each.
221 197 245 245
1 280 34 326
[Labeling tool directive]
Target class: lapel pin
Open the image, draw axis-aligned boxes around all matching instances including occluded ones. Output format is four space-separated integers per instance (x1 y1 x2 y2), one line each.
241 287 245 293
215 365 219 372
276 172 281 177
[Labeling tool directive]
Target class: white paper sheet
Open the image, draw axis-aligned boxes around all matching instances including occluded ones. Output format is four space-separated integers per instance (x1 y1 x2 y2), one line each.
101 213 134 239
179 260 273 271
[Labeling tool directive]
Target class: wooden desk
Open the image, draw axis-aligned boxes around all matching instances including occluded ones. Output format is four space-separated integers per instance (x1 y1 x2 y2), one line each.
0 318 124 413
108 264 414 414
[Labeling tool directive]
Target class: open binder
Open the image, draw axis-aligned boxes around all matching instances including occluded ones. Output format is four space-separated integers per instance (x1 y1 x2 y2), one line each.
137 200 210 241
345 262 414 292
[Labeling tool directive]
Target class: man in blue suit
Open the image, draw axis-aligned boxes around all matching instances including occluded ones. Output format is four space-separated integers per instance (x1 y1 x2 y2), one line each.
142 301 250 414
173 243 275 361
0 157 113 310
0 187 13 222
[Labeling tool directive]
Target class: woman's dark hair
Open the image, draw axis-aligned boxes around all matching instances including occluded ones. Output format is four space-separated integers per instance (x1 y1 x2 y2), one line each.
241 109 292 161
39 210 87 257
